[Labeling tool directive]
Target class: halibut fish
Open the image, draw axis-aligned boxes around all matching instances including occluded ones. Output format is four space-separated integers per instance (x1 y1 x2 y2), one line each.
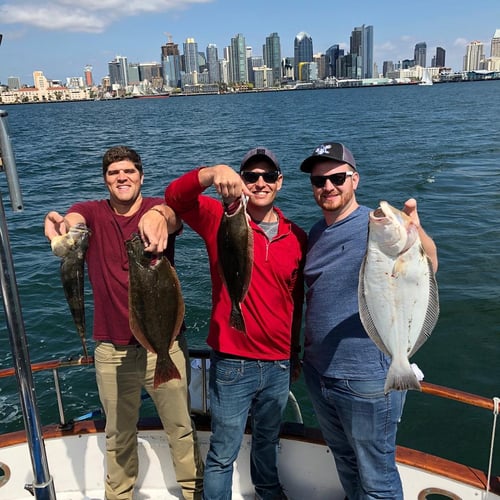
358 201 439 393
217 195 253 333
51 223 90 359
126 234 184 388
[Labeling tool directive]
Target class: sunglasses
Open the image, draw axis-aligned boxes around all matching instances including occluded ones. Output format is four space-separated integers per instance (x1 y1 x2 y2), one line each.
310 171 354 188
240 171 280 183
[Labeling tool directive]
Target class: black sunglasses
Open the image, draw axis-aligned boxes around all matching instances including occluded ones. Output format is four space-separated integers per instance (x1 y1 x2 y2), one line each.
310 171 354 188
241 171 280 183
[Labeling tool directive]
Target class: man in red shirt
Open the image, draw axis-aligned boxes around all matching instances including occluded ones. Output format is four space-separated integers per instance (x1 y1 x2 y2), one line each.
164 147 307 500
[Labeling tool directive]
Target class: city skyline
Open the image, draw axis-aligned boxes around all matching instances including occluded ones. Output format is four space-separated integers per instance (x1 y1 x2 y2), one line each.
0 0 499 84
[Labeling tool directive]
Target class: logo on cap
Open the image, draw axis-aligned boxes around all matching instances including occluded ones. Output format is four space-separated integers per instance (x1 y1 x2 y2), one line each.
315 144 331 156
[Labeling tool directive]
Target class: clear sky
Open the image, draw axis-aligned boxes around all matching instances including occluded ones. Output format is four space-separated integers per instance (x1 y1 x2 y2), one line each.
0 0 498 85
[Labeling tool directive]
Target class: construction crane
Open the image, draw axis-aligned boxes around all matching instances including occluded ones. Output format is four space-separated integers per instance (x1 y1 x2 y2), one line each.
164 32 173 43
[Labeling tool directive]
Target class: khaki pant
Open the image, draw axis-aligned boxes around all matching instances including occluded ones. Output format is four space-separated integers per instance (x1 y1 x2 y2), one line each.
94 334 204 500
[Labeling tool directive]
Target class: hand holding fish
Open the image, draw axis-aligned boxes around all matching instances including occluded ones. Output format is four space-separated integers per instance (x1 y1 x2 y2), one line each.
138 204 180 254
199 164 252 202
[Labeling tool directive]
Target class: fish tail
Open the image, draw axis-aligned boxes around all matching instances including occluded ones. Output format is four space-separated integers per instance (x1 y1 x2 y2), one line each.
384 362 422 393
230 304 246 334
153 356 181 389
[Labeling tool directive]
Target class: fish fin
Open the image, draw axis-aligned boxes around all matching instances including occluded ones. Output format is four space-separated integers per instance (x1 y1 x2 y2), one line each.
384 358 422 394
408 257 440 357
230 304 247 334
154 356 181 389
358 259 392 357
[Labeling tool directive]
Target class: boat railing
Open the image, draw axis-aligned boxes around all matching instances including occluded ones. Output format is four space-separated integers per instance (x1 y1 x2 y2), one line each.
0 349 305 427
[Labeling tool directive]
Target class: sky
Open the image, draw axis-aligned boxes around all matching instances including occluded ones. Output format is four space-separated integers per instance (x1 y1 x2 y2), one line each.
0 0 499 85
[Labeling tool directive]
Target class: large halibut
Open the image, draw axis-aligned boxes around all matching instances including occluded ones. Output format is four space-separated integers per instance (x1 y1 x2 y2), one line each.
358 201 439 393
126 234 184 388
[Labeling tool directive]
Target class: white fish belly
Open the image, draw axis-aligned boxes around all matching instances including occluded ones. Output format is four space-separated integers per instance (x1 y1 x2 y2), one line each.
359 241 435 391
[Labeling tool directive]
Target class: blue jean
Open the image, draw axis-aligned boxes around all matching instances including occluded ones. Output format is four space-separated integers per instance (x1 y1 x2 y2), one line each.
203 351 290 500
303 361 405 500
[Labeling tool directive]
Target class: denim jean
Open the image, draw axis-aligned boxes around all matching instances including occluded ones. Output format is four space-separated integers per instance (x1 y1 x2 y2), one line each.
203 351 290 500
303 361 405 500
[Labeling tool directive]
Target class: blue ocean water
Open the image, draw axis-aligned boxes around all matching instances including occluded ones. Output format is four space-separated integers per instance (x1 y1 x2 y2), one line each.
0 81 499 472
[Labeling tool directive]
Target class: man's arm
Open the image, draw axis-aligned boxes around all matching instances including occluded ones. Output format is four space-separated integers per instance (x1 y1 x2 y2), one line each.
403 198 438 272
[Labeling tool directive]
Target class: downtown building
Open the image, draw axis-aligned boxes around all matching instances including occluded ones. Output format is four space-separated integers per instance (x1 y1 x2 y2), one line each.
294 32 313 81
263 32 282 86
161 37 182 89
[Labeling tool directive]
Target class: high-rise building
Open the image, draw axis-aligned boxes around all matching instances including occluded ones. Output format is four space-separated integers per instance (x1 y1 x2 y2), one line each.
206 44 220 83
84 65 93 87
325 45 344 78
183 38 199 74
432 47 446 67
350 25 374 78
264 32 282 86
313 53 327 80
230 33 248 84
463 41 484 71
382 61 394 77
491 29 500 57
161 36 181 88
108 56 129 88
294 32 313 81
414 42 427 67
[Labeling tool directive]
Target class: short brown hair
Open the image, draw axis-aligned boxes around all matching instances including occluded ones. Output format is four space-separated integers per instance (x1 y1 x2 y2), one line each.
102 146 143 175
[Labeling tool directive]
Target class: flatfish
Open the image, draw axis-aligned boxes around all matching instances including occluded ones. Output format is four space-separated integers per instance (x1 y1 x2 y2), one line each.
217 195 253 333
358 201 439 393
126 234 184 388
51 223 90 359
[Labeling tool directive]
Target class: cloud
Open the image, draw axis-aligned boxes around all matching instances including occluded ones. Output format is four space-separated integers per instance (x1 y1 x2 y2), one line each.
0 0 213 33
453 37 469 48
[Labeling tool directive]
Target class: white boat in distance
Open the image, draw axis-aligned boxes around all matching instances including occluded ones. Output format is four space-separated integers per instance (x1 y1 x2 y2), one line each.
0 353 499 500
420 68 434 86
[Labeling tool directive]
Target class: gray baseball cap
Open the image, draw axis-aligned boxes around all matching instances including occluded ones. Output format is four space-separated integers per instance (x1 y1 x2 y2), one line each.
240 147 281 172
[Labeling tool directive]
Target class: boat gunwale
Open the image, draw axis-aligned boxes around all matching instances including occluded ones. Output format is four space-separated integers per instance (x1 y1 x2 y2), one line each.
1 416 499 496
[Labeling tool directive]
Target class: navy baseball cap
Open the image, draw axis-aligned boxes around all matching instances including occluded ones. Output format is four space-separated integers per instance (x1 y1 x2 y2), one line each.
300 142 357 172
240 147 281 172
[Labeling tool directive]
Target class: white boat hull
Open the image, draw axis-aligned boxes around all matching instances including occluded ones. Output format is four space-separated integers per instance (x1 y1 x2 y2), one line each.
1 420 498 500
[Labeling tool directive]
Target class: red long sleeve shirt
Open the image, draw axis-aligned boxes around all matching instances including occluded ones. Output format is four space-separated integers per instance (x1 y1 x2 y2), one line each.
165 168 306 360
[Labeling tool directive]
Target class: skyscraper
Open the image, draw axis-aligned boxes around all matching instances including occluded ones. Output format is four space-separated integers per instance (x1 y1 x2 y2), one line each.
325 44 344 77
463 41 484 71
206 44 220 83
161 36 181 88
491 29 500 57
108 56 128 88
264 32 282 86
183 38 199 74
350 25 374 78
294 32 313 81
414 42 427 67
433 47 446 67
230 33 248 84
84 65 93 87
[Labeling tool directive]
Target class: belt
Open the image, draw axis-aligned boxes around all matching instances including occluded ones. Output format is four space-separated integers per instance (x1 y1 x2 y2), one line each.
98 341 142 348
213 351 264 362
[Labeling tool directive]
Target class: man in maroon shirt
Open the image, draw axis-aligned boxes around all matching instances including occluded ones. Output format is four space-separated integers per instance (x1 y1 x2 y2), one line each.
44 145 203 500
